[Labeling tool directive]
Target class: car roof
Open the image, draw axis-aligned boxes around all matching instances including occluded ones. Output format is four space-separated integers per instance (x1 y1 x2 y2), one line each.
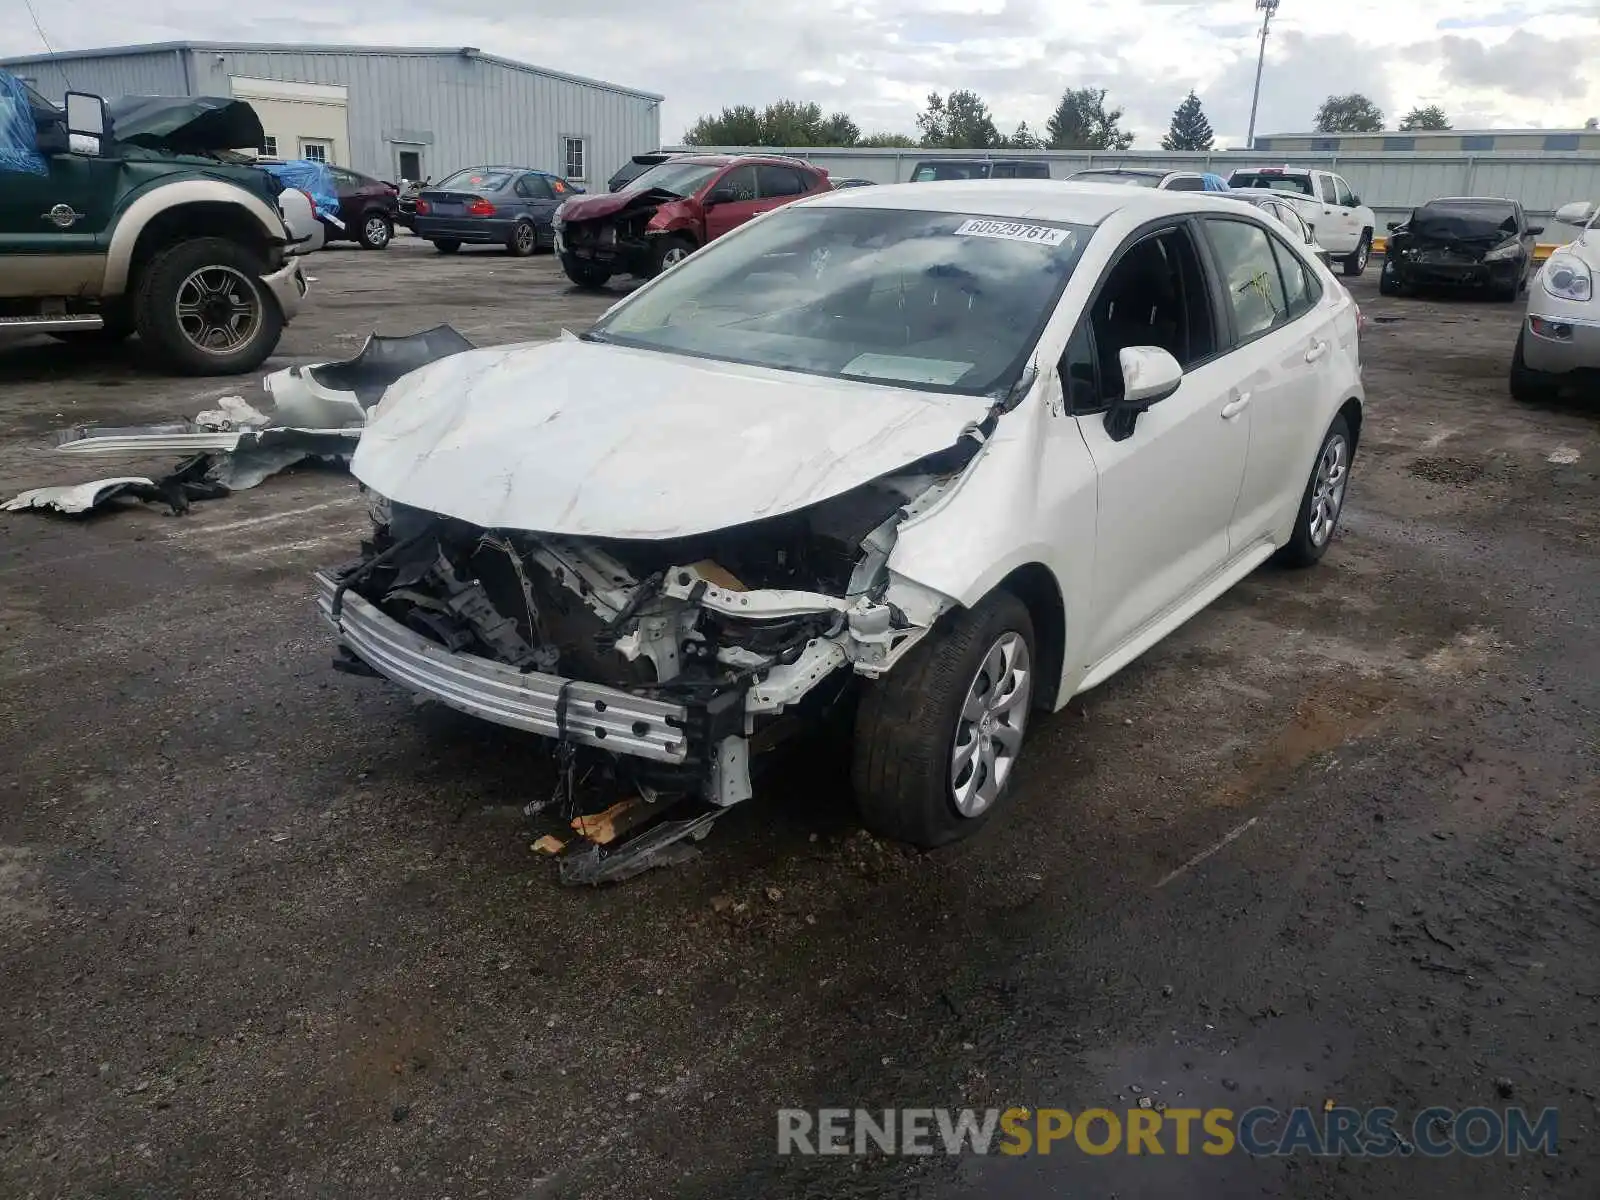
799 178 1246 225
1072 167 1170 177
1427 195 1516 205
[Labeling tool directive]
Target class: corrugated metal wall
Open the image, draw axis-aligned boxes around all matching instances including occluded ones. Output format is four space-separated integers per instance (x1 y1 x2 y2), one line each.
2 49 189 98
184 49 660 183
685 146 1600 238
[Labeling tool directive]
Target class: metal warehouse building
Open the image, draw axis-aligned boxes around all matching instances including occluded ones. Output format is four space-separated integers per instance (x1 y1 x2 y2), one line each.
1 41 663 187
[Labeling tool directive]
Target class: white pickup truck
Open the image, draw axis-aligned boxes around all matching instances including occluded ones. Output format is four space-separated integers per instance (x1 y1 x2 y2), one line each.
1226 166 1377 278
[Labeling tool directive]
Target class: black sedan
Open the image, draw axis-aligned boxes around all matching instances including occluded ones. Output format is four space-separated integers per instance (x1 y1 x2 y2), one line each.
1381 196 1543 301
413 166 582 256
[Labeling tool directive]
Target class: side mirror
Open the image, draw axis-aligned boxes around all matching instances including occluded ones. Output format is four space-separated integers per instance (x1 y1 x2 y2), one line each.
704 186 736 207
64 91 108 155
1553 201 1595 227
1105 347 1182 441
1386 221 1401 232
1351 195 1362 206
1527 224 1545 237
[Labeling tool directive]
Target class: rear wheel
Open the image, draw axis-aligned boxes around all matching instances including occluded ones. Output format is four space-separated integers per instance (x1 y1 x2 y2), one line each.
561 256 612 288
1343 231 1372 277
507 220 538 257
432 239 461 254
133 237 283 376
1509 330 1559 404
853 590 1037 848
1274 413 1353 568
358 212 392 250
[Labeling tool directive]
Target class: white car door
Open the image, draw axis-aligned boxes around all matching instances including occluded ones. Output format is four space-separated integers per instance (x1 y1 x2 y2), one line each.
1316 173 1358 254
1200 215 1337 548
1067 222 1252 666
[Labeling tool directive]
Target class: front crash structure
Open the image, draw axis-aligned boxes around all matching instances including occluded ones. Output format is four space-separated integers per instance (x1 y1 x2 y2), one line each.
317 463 964 826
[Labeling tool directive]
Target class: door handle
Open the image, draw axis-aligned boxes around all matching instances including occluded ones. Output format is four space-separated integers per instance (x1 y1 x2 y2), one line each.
1305 339 1329 363
1220 392 1251 420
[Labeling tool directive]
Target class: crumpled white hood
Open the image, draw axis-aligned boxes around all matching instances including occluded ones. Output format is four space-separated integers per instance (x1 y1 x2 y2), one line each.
352 338 992 539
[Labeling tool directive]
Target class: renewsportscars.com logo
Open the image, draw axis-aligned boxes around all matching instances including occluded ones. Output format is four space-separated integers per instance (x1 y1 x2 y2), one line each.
778 1106 1559 1158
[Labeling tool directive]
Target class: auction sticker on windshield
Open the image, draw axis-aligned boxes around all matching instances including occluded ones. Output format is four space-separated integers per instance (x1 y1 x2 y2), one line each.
954 219 1073 247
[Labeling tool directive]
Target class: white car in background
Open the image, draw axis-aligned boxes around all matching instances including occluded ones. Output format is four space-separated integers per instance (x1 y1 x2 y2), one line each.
1067 167 1212 192
1511 199 1597 402
1221 188 1336 270
1227 166 1377 277
319 183 1365 849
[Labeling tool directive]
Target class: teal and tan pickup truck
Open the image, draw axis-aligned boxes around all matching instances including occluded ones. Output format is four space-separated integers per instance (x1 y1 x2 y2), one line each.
0 74 319 375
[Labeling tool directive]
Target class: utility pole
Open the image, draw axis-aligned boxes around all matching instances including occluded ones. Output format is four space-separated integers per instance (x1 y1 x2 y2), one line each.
1246 0 1280 151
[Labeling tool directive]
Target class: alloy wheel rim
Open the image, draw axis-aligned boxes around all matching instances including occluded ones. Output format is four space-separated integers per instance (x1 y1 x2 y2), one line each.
662 246 688 267
950 632 1032 818
517 224 535 252
366 216 389 245
175 265 260 355
1357 241 1370 270
1309 434 1349 547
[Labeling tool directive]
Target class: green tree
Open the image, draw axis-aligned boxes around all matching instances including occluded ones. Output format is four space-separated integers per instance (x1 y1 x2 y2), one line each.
916 90 1001 149
1161 91 1215 151
858 132 918 147
1045 87 1135 150
1004 121 1043 149
1314 93 1385 133
1398 104 1451 131
682 100 860 146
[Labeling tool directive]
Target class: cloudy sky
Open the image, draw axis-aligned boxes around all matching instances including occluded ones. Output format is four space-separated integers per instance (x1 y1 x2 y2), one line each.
6 0 1598 144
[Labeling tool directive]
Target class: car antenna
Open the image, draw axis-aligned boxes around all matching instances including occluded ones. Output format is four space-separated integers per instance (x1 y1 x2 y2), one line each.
22 0 73 89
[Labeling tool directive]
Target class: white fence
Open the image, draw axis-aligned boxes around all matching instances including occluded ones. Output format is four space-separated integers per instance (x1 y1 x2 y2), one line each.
671 146 1600 240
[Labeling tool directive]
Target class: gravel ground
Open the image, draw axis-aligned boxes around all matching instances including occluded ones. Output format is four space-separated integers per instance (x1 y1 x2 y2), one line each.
1 238 1597 1199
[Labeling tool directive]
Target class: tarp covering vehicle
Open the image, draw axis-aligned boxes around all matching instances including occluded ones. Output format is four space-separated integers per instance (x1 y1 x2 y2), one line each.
0 70 48 175
104 95 265 154
262 158 343 227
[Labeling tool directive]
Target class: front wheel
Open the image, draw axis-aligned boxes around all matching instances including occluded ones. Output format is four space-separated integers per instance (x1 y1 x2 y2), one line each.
1274 413 1353 568
853 590 1037 848
647 234 695 278
561 255 612 288
133 237 283 376
358 212 392 250
1509 330 1559 404
1343 232 1372 278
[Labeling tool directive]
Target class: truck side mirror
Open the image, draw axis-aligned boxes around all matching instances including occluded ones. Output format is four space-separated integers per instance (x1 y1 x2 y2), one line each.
64 91 108 155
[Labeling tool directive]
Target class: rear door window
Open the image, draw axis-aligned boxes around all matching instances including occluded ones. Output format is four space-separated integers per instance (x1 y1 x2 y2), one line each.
1203 218 1291 342
756 165 806 198
1270 235 1321 321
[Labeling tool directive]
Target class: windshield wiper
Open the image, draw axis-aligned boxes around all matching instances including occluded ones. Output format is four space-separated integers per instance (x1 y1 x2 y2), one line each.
577 329 610 344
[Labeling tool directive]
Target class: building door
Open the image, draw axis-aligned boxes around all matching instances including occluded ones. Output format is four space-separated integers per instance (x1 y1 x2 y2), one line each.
395 147 424 182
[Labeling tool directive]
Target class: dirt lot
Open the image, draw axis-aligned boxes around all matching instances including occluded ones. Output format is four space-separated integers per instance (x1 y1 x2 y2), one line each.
1 237 1597 1199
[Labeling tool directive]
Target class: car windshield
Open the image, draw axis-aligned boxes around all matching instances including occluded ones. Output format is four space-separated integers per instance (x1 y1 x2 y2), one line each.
1230 172 1315 197
435 168 512 191
626 161 723 197
911 163 989 181
1072 171 1162 187
588 206 1091 395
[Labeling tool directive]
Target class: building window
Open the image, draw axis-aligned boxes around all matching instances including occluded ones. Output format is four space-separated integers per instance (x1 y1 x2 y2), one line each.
1460 135 1495 151
1383 136 1414 151
1310 137 1339 152
1543 133 1580 151
260 135 278 157
300 140 330 164
1253 137 1273 151
563 136 587 181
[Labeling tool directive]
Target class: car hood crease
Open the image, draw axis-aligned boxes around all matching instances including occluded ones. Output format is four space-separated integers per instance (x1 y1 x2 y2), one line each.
352 340 994 539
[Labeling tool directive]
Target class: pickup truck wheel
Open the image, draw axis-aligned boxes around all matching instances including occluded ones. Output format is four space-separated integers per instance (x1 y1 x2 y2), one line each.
134 238 283 377
358 212 392 250
507 220 538 257
1274 413 1353 568
1342 231 1372 278
561 256 612 288
433 240 461 254
647 235 695 278
853 590 1036 848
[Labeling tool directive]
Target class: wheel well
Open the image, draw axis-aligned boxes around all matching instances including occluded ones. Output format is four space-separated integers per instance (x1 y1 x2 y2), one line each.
129 204 274 290
1339 396 1363 452
999 563 1065 711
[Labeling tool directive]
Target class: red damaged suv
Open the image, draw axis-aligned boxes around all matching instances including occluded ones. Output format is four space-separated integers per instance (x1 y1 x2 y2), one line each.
552 154 830 287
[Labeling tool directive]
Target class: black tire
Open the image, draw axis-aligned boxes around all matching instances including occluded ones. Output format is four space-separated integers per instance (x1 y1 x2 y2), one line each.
1342 231 1372 278
1378 262 1403 296
1274 413 1354 568
561 256 612 288
1509 330 1559 404
132 237 283 377
1490 280 1519 303
432 240 461 254
646 234 695 279
853 590 1037 848
357 211 393 250
507 220 538 257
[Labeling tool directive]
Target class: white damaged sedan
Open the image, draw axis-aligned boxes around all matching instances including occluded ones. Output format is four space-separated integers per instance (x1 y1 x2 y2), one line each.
319 181 1364 847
